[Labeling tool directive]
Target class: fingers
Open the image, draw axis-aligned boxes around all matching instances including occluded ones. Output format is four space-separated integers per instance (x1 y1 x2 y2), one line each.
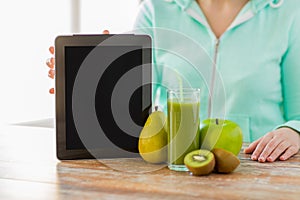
249 128 300 162
244 138 262 154
279 146 299 161
259 137 282 162
47 46 55 94
49 88 55 94
251 132 274 161
46 57 55 69
102 30 110 34
265 141 290 162
48 69 55 79
49 46 54 54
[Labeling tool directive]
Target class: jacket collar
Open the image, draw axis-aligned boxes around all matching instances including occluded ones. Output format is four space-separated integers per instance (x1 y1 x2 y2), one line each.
172 0 281 12
172 0 193 10
251 0 273 13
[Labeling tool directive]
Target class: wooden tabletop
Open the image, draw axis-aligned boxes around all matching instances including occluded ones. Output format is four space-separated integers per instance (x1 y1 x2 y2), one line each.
0 124 299 200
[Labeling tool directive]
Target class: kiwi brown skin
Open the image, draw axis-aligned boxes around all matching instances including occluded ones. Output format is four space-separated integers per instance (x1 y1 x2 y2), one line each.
212 148 240 173
184 150 215 176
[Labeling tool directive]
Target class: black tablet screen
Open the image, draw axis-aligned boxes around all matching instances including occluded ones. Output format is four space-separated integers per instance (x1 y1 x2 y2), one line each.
65 46 150 153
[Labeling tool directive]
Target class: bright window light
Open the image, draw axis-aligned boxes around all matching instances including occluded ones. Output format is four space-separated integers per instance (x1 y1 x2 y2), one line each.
0 0 140 124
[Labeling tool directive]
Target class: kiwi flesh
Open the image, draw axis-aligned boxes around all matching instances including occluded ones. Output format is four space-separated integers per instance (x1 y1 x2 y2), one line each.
212 148 240 173
184 149 215 176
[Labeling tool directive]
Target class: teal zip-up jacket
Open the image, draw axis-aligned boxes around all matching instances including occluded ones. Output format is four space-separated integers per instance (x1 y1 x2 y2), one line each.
133 0 300 142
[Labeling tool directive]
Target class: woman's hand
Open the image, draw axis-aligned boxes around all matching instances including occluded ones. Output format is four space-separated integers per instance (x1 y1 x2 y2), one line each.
46 30 110 94
46 46 55 94
244 127 300 162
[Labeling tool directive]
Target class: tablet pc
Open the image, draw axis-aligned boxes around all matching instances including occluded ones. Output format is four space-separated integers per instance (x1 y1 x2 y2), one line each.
55 34 152 160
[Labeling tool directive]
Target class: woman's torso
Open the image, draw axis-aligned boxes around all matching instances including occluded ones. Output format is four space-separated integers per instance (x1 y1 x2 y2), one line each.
134 0 299 141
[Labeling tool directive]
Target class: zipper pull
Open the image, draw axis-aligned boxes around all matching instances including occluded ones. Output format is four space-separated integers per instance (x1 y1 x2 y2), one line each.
214 39 220 64
215 39 220 53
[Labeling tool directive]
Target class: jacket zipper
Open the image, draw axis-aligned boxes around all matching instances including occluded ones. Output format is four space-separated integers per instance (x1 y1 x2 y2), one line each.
208 39 220 118
184 2 257 118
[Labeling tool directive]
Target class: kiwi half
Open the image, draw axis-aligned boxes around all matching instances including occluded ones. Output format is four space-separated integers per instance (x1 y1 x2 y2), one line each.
212 148 240 173
184 149 215 176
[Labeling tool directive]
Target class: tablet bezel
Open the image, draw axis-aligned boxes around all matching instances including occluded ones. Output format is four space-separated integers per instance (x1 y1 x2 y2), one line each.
55 34 152 160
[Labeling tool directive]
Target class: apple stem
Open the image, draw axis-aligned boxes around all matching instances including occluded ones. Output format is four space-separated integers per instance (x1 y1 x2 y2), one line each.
216 118 219 125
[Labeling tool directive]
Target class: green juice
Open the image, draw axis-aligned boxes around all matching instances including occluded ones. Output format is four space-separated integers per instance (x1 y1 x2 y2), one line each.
167 100 200 165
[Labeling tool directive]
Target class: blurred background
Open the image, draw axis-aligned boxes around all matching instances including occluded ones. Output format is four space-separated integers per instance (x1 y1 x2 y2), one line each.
0 0 140 125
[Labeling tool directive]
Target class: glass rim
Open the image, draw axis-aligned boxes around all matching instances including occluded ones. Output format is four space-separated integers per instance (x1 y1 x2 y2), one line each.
167 88 200 94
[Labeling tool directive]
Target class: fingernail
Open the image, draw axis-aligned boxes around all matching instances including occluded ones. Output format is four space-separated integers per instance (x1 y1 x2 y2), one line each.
251 155 257 160
258 156 265 162
280 156 285 160
267 157 272 162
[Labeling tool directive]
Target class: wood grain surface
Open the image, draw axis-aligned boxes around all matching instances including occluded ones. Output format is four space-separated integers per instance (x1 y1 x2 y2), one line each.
0 125 299 200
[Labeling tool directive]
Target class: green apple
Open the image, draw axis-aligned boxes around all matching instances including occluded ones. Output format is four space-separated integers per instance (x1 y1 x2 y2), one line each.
200 119 243 156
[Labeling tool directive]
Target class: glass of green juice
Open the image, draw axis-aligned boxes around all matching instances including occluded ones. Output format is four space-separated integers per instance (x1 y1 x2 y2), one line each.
167 88 200 171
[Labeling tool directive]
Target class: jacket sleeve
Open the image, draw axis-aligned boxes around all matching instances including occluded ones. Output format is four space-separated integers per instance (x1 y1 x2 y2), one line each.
133 0 153 32
275 12 300 134
133 0 164 111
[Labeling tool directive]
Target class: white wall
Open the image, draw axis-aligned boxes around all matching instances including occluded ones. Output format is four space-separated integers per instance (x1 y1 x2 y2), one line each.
80 0 139 33
0 0 140 124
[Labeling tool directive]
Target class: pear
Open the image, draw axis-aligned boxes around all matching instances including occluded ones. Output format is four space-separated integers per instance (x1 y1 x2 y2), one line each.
138 110 167 163
212 148 240 173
